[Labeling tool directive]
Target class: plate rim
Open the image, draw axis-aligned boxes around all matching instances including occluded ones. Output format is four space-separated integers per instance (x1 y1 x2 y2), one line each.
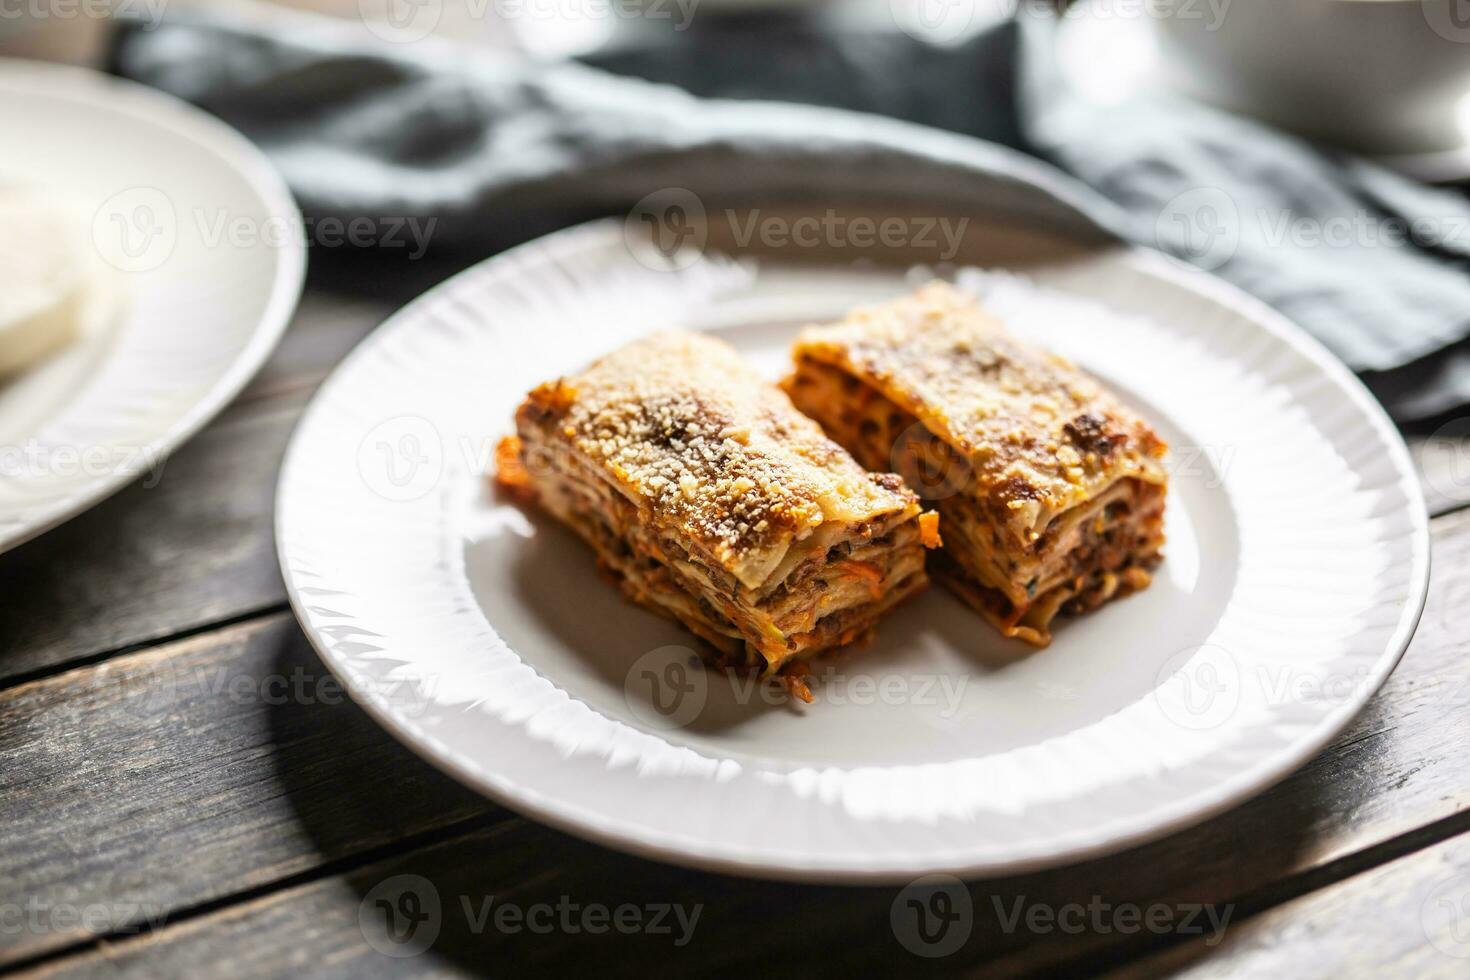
0 59 306 555
276 218 1430 882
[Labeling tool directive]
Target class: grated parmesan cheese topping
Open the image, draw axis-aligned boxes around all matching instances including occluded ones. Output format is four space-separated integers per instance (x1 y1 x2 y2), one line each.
520 331 916 589
792 281 1167 532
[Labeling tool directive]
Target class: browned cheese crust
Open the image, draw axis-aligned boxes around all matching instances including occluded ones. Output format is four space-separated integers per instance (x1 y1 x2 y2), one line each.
785 282 1167 645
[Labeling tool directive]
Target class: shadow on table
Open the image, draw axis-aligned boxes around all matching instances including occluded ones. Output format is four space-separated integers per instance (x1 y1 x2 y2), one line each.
261 622 1346 976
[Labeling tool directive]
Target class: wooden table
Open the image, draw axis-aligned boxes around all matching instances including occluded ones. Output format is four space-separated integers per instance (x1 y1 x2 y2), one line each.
3 252 1469 979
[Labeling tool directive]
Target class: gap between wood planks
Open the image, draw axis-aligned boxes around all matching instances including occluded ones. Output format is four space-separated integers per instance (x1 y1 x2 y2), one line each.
1047 808 1470 977
0 812 513 979
0 603 289 695
1106 819 1470 977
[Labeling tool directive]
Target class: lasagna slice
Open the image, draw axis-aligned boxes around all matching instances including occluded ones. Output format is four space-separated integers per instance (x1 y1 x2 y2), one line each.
497 331 932 693
784 282 1167 647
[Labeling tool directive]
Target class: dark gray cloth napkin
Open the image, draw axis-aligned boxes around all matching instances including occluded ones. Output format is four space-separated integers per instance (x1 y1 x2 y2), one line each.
110 8 1470 424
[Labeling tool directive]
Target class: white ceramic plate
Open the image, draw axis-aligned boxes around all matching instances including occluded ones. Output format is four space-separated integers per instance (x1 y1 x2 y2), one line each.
0 61 304 553
277 217 1427 882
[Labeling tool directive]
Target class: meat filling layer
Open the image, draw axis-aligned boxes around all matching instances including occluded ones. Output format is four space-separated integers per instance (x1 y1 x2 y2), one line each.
785 356 1164 645
511 427 929 672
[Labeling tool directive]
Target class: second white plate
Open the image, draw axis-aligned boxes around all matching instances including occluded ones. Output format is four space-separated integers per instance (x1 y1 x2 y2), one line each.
277 217 1427 882
0 61 304 553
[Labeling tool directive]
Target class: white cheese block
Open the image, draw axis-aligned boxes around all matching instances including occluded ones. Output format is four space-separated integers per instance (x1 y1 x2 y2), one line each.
0 189 96 377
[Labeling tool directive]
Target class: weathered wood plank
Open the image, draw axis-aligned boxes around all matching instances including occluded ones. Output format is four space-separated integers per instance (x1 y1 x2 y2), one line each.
6 510 1470 977
0 614 495 968
1109 828 1470 978
25 823 890 980
233 290 396 406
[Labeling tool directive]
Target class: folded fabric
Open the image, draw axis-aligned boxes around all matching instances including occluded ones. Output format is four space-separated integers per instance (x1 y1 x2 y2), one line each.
108 11 1112 251
109 8 1470 422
